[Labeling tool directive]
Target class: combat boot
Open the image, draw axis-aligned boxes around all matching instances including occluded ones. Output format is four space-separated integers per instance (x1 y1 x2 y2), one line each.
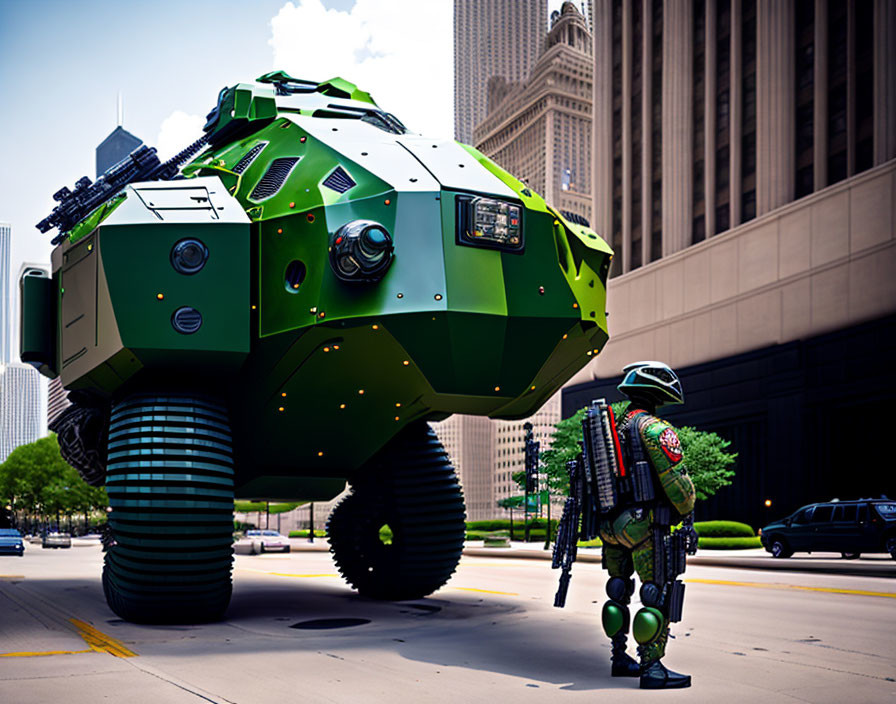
610 635 640 677
639 659 691 689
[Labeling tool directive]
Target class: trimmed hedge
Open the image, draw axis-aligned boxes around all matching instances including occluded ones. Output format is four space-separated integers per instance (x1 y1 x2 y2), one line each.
288 530 327 538
694 521 755 537
466 519 558 532
697 536 762 549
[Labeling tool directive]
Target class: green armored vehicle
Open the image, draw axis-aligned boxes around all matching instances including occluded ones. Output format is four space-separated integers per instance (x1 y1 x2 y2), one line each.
21 72 611 624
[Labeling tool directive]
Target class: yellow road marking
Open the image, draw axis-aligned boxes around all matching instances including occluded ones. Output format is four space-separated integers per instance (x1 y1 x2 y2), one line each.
686 578 896 599
454 587 519 596
0 649 92 658
69 618 137 658
0 575 25 580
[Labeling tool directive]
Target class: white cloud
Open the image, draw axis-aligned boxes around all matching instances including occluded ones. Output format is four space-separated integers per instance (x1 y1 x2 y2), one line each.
156 110 206 161
268 0 453 139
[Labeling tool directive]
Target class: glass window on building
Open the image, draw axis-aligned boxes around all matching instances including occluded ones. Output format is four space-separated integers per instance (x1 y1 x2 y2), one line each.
794 0 814 199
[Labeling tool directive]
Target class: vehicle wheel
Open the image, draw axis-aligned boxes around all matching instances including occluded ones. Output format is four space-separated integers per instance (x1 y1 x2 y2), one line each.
259 544 265 554
840 552 860 559
284 546 291 553
102 392 234 624
770 539 793 558
886 536 896 560
327 421 466 601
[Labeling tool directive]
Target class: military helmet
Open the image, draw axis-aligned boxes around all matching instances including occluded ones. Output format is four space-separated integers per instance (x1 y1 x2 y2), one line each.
617 361 684 406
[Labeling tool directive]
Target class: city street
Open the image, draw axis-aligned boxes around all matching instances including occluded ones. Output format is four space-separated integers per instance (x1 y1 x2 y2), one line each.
1 542 894 703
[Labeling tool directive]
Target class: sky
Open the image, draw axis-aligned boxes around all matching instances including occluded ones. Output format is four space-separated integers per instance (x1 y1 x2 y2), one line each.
0 0 566 286
0 0 464 279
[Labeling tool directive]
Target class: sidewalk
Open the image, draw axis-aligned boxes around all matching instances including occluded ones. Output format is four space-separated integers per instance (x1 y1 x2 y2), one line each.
279 538 895 577
461 541 896 577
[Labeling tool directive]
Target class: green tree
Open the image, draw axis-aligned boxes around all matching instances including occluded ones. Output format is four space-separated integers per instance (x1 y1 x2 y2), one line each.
673 426 737 500
0 435 108 525
538 403 737 502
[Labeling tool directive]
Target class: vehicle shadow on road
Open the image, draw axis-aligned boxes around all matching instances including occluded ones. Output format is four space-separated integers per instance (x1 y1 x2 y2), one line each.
222 580 631 691
4 571 634 691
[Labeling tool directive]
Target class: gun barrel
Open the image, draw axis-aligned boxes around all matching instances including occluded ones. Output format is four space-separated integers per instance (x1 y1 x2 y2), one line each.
37 134 210 241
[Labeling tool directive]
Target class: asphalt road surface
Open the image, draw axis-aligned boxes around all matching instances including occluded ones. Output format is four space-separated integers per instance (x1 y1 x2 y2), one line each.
1 542 894 704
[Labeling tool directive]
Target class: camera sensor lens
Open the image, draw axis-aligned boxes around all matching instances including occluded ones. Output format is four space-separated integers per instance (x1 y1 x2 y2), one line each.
171 239 209 274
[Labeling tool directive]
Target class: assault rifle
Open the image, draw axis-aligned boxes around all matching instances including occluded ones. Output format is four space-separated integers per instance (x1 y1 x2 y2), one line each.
552 456 584 607
37 134 210 244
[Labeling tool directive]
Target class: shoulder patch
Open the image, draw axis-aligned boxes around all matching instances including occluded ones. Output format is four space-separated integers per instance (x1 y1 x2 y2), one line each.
658 427 683 463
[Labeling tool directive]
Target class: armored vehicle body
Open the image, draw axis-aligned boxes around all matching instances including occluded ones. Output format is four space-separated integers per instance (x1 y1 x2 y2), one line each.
22 72 612 623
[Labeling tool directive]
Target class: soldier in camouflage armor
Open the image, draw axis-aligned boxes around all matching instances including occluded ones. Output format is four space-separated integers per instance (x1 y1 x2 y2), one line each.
600 361 697 689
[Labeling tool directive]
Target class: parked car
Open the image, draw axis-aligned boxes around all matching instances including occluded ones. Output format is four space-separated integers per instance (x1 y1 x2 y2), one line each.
245 530 291 553
0 528 24 556
42 532 72 549
760 497 896 559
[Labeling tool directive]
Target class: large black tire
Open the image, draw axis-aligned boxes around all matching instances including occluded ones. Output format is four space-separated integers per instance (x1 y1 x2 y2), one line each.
327 422 466 600
102 393 235 624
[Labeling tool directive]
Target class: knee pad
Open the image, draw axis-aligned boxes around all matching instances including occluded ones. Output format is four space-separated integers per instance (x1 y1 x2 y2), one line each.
639 581 663 608
632 607 665 646
601 600 630 638
606 576 634 603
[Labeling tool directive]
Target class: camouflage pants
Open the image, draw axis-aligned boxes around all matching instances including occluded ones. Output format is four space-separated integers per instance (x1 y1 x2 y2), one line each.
601 524 671 664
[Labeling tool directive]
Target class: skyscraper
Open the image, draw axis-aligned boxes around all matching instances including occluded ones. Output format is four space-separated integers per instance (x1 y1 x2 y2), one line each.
0 223 10 363
431 414 495 521
96 126 142 177
475 2 594 223
0 363 42 463
493 393 561 506
454 0 547 144
565 0 896 527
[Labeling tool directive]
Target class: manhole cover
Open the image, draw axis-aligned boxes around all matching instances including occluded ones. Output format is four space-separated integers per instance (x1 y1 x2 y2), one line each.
290 618 371 630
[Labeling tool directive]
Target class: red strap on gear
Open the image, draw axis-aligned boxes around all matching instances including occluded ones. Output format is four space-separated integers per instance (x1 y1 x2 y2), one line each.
607 405 627 477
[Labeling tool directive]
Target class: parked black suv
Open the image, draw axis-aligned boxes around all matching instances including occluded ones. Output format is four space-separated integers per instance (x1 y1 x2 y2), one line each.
759 498 896 559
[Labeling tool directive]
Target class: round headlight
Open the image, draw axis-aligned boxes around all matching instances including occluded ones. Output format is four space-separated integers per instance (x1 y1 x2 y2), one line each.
329 220 394 283
171 238 209 275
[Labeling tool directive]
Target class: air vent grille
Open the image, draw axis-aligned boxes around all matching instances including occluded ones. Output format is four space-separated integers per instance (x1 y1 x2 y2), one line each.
249 157 300 200
233 142 267 174
560 210 590 228
322 166 356 194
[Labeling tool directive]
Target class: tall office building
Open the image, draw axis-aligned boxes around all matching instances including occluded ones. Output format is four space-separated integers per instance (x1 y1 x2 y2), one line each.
493 393 561 506
96 126 142 177
475 2 594 223
0 223 10 363
566 0 896 527
454 0 547 144
431 414 495 521
0 363 42 463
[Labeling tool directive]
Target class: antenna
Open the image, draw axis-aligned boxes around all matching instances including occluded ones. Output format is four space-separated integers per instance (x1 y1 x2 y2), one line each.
117 92 123 126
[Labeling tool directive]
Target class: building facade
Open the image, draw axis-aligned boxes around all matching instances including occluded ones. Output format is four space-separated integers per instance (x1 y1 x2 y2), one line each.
431 414 495 521
475 2 594 224
566 0 896 527
0 363 42 463
493 392 561 506
0 223 10 363
454 0 547 144
591 0 895 277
